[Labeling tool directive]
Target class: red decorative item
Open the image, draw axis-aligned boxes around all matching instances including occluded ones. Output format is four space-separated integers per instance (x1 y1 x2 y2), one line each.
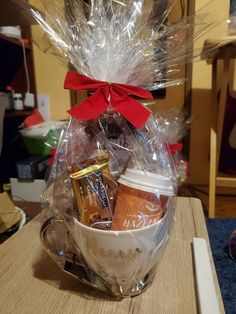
48 148 57 167
168 143 183 155
64 71 153 128
23 109 45 128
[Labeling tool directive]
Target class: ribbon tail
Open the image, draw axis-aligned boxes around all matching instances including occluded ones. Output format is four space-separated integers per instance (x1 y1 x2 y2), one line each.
67 89 109 120
114 96 151 128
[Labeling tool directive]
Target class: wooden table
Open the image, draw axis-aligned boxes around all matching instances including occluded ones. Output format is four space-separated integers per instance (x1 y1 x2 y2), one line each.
0 197 225 313
202 37 236 218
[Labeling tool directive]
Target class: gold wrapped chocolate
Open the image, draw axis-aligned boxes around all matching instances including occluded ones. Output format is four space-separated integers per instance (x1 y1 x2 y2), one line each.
70 157 114 229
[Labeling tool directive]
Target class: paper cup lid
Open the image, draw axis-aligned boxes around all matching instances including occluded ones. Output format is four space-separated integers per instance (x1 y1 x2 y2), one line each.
118 168 175 195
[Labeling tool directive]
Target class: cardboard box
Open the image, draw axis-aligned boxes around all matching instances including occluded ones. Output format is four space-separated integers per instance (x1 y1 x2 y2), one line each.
10 178 45 202
15 155 49 180
0 192 22 233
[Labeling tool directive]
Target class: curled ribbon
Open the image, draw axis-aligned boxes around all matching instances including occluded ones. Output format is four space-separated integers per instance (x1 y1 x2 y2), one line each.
64 71 153 128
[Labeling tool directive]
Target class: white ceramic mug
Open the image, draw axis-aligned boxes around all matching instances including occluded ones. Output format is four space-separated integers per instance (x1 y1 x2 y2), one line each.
72 207 172 288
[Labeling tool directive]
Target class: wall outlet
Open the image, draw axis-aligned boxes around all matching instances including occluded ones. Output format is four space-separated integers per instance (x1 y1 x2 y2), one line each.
37 94 51 121
0 26 21 39
24 92 35 108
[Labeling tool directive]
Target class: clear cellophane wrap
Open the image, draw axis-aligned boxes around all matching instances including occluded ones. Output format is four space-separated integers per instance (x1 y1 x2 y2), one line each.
22 0 228 297
155 108 192 186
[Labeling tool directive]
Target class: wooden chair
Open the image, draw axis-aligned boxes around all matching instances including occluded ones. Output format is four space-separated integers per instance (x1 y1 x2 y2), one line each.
202 37 236 218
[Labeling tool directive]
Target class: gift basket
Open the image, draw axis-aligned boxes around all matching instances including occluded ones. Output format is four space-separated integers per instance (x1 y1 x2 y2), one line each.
21 0 226 297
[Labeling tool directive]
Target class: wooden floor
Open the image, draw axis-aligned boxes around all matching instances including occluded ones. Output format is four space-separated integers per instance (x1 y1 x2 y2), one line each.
180 184 236 218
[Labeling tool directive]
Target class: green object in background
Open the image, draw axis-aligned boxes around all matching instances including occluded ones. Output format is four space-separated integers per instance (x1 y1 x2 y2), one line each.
23 128 61 155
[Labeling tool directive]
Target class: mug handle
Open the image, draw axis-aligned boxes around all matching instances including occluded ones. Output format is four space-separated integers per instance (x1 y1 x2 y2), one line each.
40 216 87 265
40 216 110 292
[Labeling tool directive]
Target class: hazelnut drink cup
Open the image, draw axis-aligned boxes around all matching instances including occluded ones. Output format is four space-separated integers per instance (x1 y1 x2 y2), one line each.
112 168 175 231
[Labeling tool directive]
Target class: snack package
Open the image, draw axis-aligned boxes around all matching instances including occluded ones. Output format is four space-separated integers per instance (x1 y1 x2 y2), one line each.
20 0 228 297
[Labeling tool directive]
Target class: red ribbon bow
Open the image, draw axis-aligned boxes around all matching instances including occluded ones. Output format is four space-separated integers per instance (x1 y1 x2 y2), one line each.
64 71 153 128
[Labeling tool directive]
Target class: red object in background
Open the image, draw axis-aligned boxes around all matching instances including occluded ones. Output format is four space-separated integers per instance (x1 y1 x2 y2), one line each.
168 143 188 185
6 85 13 92
23 109 45 128
168 143 183 155
47 148 57 167
19 38 29 46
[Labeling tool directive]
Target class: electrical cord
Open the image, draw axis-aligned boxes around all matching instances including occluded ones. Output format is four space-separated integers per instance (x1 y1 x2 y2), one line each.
21 39 30 94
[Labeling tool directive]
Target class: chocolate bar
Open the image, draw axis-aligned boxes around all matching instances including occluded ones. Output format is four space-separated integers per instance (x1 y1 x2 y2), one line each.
70 158 113 229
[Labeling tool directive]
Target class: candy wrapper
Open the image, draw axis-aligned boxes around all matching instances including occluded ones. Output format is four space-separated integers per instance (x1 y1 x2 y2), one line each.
21 0 225 297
